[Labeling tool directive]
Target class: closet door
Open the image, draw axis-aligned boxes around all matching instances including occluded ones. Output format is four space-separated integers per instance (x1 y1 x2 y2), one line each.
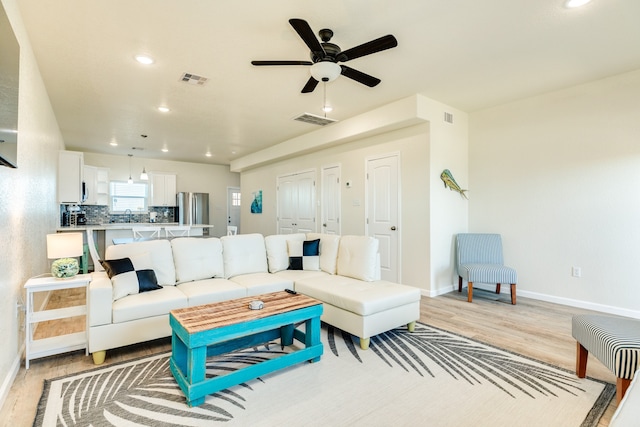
277 170 316 234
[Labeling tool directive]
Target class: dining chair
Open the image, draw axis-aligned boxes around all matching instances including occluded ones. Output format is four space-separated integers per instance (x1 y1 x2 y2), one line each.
456 233 517 304
132 226 162 239
227 225 238 236
164 225 191 237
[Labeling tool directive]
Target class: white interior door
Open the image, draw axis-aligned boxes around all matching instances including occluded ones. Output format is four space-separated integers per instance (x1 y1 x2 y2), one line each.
227 187 241 233
277 170 316 234
367 154 400 282
321 165 341 235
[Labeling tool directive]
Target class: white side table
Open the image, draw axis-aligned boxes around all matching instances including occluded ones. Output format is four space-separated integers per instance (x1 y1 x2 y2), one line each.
24 273 91 369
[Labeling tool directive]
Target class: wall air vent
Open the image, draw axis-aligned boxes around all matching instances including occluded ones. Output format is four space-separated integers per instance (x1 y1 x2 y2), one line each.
292 113 338 126
444 112 454 124
180 73 208 86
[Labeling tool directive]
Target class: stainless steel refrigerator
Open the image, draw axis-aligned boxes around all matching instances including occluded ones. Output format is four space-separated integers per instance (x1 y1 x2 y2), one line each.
176 192 209 225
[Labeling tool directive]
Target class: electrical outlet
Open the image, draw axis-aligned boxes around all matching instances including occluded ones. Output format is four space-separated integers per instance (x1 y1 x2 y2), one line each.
572 267 582 278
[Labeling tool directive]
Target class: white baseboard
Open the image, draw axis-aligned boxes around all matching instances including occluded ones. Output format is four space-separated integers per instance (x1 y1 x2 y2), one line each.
426 283 640 320
0 345 23 415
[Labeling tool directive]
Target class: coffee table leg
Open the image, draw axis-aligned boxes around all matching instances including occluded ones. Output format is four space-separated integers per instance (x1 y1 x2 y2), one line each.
186 346 207 407
280 324 294 349
305 316 321 362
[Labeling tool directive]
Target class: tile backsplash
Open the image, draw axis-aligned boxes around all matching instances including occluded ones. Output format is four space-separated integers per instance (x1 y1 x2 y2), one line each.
59 204 176 226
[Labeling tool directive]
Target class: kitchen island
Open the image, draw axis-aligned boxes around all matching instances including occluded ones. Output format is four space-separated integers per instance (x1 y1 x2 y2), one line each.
56 223 215 271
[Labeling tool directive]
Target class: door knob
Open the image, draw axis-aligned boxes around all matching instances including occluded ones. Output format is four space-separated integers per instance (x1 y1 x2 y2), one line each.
391 226 397 231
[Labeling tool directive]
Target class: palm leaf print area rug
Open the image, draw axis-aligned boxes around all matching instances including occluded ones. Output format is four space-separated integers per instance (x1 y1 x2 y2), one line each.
34 323 614 427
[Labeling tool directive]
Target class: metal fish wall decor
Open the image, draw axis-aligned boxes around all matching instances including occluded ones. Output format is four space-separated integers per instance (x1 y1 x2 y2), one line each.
440 169 468 199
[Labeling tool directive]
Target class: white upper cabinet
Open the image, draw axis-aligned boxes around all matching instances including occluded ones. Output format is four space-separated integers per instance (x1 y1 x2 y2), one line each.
83 165 109 205
58 151 84 204
149 173 177 206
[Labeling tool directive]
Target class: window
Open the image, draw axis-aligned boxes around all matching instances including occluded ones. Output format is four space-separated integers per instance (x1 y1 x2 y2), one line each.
110 181 148 213
232 191 241 206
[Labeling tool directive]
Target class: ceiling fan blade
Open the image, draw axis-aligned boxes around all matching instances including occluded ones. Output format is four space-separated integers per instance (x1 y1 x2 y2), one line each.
251 60 313 66
301 76 319 93
339 34 398 62
340 65 381 87
289 18 325 57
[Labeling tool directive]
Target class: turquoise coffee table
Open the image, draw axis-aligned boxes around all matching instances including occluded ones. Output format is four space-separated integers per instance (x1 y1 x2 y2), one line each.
169 291 323 407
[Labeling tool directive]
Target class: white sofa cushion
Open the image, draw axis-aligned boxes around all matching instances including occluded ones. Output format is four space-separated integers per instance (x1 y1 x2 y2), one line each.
105 240 176 286
295 275 421 316
177 278 247 306
337 235 379 282
307 233 341 274
171 237 224 283
221 233 269 279
112 286 187 323
229 272 294 296
264 233 306 273
273 269 329 283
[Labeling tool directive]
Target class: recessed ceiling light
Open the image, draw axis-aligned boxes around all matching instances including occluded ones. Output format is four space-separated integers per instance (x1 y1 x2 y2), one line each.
135 54 154 65
161 147 168 153
110 141 118 147
157 106 170 113
205 152 212 157
564 0 592 8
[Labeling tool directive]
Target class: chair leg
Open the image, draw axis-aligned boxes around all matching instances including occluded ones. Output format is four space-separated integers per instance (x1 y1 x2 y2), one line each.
496 283 501 294
467 281 473 303
576 342 588 378
458 276 462 292
617 377 632 405
510 284 516 305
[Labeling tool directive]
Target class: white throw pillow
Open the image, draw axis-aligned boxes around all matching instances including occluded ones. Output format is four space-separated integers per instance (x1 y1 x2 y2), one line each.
101 252 161 301
265 233 306 273
306 233 341 274
336 235 379 282
287 239 320 271
105 240 176 286
171 237 224 283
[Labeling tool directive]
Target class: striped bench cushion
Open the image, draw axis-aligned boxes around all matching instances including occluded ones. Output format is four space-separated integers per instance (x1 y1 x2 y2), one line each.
572 314 640 379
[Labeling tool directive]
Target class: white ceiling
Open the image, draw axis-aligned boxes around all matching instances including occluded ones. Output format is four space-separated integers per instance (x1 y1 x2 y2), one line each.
15 0 640 166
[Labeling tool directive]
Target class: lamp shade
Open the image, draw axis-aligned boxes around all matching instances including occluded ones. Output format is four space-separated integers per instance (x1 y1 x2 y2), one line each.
47 233 83 259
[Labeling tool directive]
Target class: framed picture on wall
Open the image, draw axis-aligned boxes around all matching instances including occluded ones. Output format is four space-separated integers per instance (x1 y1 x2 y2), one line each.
251 190 262 214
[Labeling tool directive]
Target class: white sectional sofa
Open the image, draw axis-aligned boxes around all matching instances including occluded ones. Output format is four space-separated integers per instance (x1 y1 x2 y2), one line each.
88 233 421 363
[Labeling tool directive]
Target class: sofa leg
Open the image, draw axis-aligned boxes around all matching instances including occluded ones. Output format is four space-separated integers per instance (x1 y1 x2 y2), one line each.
407 321 416 332
92 350 106 365
360 338 370 350
617 377 632 405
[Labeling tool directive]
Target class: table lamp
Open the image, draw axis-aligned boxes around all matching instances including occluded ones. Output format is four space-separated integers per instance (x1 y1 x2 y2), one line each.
47 233 83 279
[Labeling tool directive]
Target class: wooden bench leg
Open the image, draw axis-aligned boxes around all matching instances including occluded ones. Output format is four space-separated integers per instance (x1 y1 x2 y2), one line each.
467 282 473 303
510 284 516 305
576 342 588 378
617 377 632 405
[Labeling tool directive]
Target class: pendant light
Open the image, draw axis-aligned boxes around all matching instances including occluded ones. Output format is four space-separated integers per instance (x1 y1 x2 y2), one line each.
127 154 133 184
139 135 149 180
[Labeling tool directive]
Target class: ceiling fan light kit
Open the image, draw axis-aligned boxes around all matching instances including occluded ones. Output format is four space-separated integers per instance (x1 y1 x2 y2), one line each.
310 61 341 82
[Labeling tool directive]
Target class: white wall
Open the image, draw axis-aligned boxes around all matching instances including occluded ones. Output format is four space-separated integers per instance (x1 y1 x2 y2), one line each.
237 95 469 295
0 0 65 407
83 152 240 237
469 69 640 317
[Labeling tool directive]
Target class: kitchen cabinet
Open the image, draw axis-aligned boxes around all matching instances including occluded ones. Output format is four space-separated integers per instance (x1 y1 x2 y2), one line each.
83 166 109 205
58 151 84 204
149 173 177 206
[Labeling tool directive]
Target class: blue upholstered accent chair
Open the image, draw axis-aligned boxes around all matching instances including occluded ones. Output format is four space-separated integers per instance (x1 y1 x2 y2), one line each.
456 233 517 304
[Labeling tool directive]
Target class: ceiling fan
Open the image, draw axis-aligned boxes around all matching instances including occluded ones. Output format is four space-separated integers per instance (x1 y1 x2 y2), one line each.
251 18 398 93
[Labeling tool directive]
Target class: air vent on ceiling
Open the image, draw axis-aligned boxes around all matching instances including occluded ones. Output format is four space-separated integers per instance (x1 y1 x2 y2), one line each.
292 112 338 126
180 73 208 86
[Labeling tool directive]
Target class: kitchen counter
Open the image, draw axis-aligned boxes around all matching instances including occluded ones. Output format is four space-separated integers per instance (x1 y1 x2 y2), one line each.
57 223 215 232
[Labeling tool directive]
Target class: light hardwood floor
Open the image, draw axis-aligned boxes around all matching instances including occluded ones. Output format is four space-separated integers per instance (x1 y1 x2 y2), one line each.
1 288 619 426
